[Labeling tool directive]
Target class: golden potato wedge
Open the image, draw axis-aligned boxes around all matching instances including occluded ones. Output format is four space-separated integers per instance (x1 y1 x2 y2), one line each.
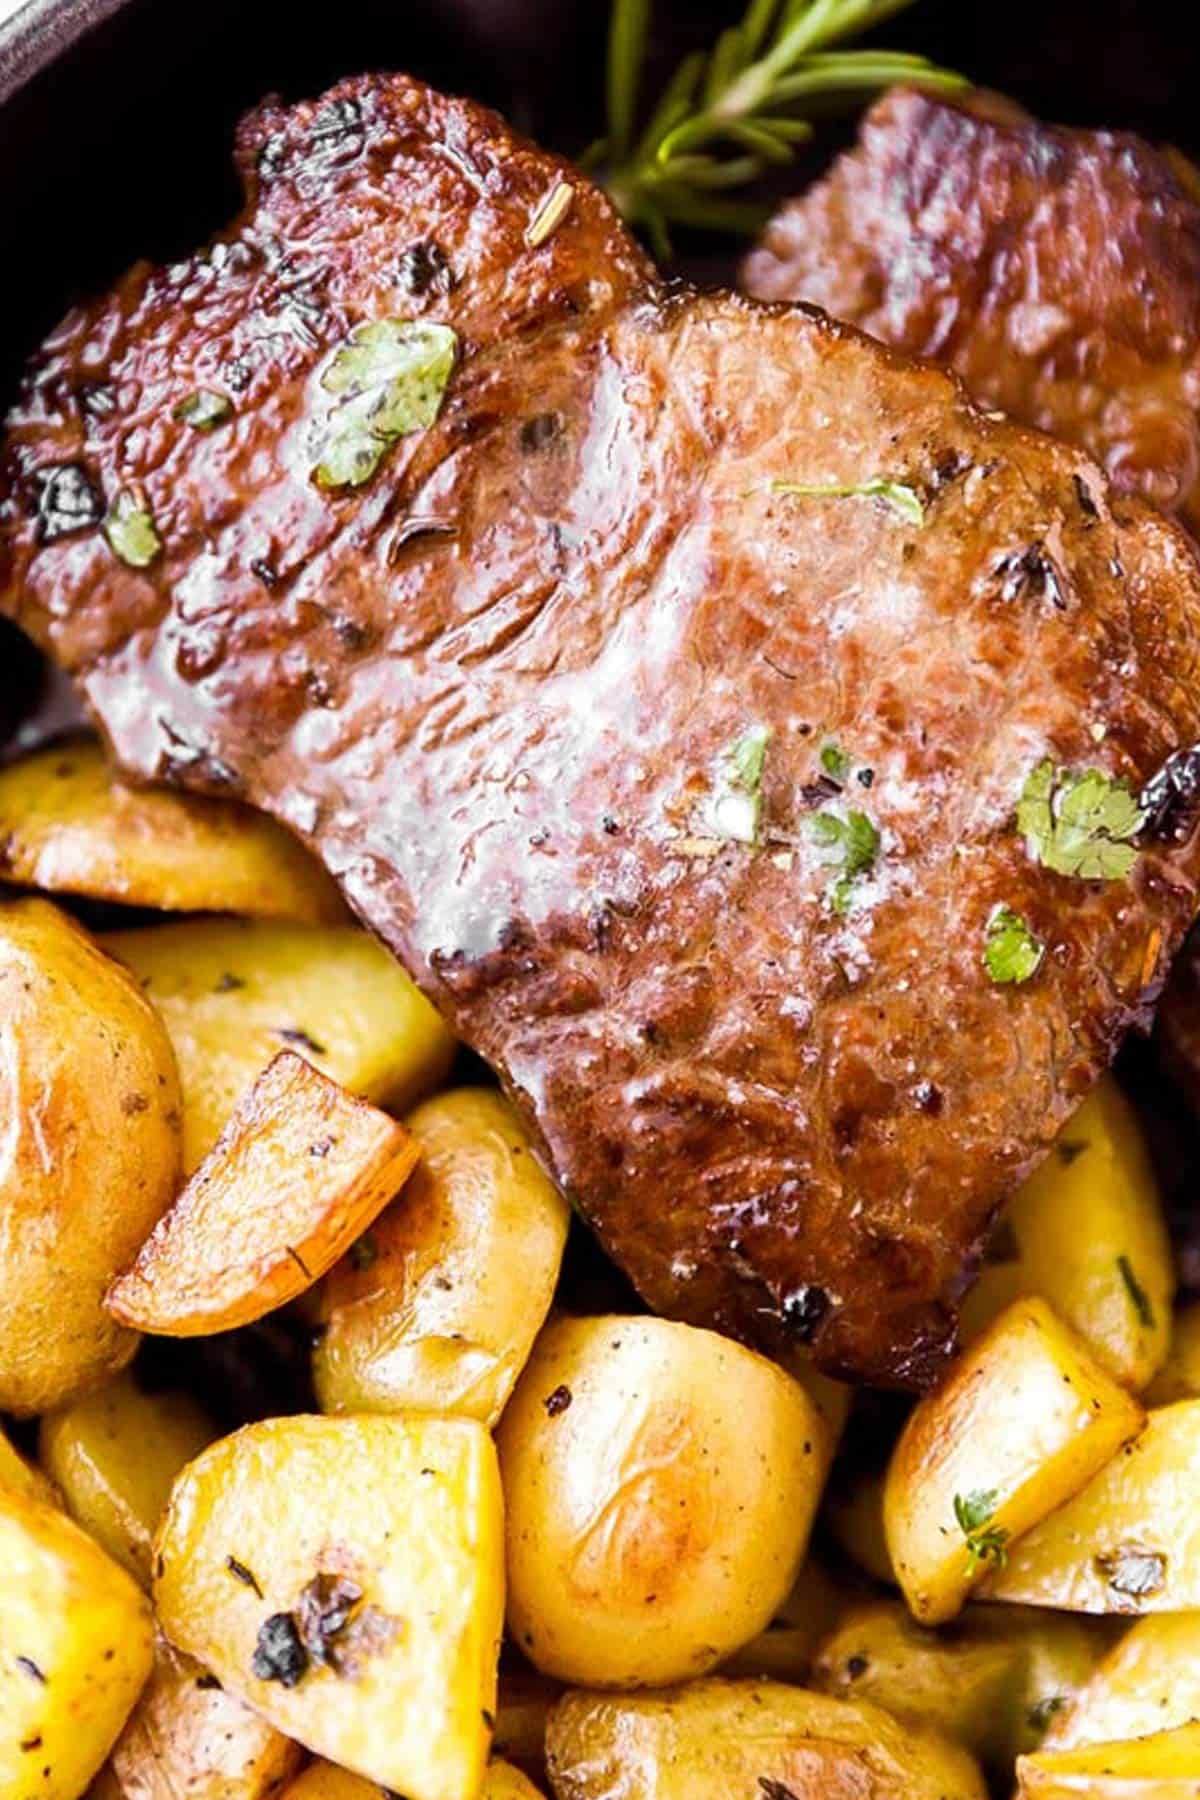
108 1051 419 1337
497 1314 828 1687
314 1087 569 1425
1044 1617 1200 1750
1018 1723 1200 1796
1145 1304 1200 1407
0 898 182 1415
986 1400 1200 1612
38 1372 212 1584
544 1678 987 1800
0 1425 58 1507
103 918 455 1171
0 736 347 923
960 1078 1173 1390
0 1483 154 1800
155 1414 503 1800
109 1633 303 1800
885 1297 1145 1623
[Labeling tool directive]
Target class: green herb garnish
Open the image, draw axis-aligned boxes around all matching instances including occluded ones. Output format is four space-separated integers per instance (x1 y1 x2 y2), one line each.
526 180 576 247
704 723 772 844
588 0 965 253
1016 759 1144 881
810 806 879 914
820 741 851 783
312 319 457 491
984 905 1044 986
104 490 162 568
175 389 233 431
1117 1255 1155 1330
1026 1694 1067 1737
770 477 925 528
954 1489 1010 1577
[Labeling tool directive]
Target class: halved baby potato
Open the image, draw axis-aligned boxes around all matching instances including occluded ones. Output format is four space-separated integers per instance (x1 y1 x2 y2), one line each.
0 898 182 1415
0 736 347 923
279 1759 542 1800
544 1677 987 1800
108 1051 418 1336
0 1482 154 1800
496 1314 828 1688
154 1414 503 1800
109 1633 304 1800
1017 1722 1200 1796
985 1399 1200 1612
314 1087 569 1425
960 1078 1173 1391
39 1371 212 1585
1043 1616 1200 1751
103 918 455 1171
885 1297 1145 1623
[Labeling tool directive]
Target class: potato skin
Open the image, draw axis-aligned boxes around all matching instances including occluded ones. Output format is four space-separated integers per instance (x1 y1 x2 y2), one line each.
497 1315 828 1687
544 1677 987 1800
38 1372 212 1585
1044 1615 1200 1750
0 1483 154 1800
315 1087 569 1425
1017 1721 1200 1795
0 899 182 1415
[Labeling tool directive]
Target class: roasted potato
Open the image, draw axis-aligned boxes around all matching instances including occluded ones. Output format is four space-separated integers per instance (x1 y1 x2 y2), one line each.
154 1414 503 1800
1017 1722 1200 1796
960 1078 1173 1390
544 1678 987 1799
108 1633 304 1800
986 1399 1200 1611
1 1425 58 1507
0 736 347 923
103 918 455 1171
497 1314 828 1687
1145 1304 1200 1407
315 1087 569 1424
279 1761 542 1800
493 1667 561 1780
484 1764 545 1799
0 1481 154 1800
1044 1616 1200 1750
108 1051 418 1336
38 1372 213 1584
0 898 182 1415
885 1297 1145 1623
826 1459 897 1586
720 1557 847 1683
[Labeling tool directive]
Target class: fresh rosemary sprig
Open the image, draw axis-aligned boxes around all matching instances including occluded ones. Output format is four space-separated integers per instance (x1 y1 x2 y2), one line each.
587 0 967 253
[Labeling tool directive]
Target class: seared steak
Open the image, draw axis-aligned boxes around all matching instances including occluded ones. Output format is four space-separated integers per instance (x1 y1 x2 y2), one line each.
5 75 1200 1386
742 87 1200 535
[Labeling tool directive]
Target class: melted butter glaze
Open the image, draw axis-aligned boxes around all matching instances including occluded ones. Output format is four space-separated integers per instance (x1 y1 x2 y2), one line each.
5 74 1200 1385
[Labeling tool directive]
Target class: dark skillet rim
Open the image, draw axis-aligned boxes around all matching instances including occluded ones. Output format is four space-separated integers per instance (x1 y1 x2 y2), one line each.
0 0 131 106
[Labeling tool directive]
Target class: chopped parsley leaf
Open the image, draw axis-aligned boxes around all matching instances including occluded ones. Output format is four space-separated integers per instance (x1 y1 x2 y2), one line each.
1117 1255 1155 1330
809 807 880 914
703 724 771 845
104 490 162 568
1017 759 1144 881
820 741 851 784
313 319 457 490
953 1488 1010 1577
175 389 233 431
984 905 1044 985
770 477 924 529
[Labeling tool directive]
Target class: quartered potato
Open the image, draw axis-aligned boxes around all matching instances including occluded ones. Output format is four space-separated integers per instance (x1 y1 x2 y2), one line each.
38 1372 213 1584
108 1051 418 1336
544 1678 987 1800
1017 1722 1200 1796
0 898 182 1415
0 1482 154 1800
103 918 455 1171
154 1414 504 1800
108 1633 304 1800
960 1078 1173 1390
1044 1616 1200 1749
497 1314 828 1687
315 1087 569 1424
885 1297 1145 1622
1145 1303 1200 1406
0 736 347 923
986 1400 1200 1611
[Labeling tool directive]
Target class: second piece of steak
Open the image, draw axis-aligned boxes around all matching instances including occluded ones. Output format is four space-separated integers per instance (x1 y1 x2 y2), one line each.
5 74 1200 1386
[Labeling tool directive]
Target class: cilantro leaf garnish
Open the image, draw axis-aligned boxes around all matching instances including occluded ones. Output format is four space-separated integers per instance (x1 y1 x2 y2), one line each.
104 490 162 568
703 724 771 845
770 477 924 529
984 905 1044 986
1117 1255 1155 1330
1017 759 1144 881
954 1489 1010 1577
810 807 880 914
313 319 457 491
820 741 851 784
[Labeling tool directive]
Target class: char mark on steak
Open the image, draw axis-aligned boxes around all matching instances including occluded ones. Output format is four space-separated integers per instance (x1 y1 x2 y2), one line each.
4 74 1200 1387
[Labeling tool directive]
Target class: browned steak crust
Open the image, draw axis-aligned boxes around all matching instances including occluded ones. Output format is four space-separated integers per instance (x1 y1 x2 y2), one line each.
743 87 1200 535
5 74 1200 1386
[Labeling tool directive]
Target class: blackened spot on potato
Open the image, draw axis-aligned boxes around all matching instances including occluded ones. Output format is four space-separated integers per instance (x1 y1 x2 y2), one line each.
544 1384 573 1417
845 1654 869 1679
398 240 455 298
296 1572 363 1669
1140 745 1200 844
251 1612 309 1687
781 1284 831 1343
226 1555 264 1597
15 1657 45 1684
195 1673 222 1691
36 463 103 543
275 1026 327 1055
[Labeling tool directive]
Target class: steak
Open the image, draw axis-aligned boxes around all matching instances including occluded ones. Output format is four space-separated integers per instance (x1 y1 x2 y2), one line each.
5 74 1200 1386
742 87 1200 535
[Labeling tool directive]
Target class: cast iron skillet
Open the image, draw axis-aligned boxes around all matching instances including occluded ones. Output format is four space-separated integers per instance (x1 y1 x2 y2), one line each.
0 0 1196 743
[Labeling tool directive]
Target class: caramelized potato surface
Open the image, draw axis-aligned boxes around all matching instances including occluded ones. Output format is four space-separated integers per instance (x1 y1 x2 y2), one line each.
1044 1616 1200 1750
1017 1721 1200 1795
